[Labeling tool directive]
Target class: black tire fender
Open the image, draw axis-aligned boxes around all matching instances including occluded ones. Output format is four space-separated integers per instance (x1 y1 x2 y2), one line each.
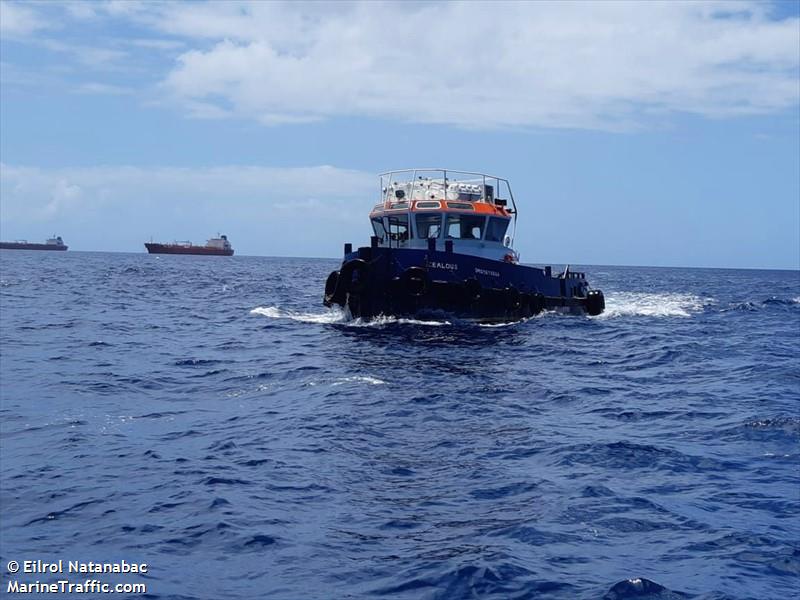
401 266 430 297
323 270 340 306
506 285 521 310
327 259 369 306
531 292 545 315
463 278 482 302
343 259 370 294
585 290 605 316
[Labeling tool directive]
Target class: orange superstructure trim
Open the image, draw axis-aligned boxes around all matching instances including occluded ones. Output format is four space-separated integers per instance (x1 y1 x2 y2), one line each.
371 201 509 217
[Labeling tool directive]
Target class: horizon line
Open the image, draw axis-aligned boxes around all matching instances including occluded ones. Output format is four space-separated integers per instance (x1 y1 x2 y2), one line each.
3 249 798 272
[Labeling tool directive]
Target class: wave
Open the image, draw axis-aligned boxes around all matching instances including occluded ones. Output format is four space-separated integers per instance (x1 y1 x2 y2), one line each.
249 306 450 327
252 294 709 325
250 305 349 324
603 577 689 599
354 315 451 327
721 296 800 312
477 318 532 328
598 292 711 318
765 296 800 306
331 376 386 386
250 289 800 324
743 416 800 433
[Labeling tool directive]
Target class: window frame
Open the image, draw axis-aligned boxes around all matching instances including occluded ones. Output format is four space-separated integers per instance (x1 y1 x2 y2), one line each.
415 213 443 239
385 214 410 245
485 217 511 243
371 217 388 241
444 214 487 240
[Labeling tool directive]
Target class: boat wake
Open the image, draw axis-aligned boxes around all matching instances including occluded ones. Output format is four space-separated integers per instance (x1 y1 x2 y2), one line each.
598 292 711 318
249 306 451 327
252 294 713 326
250 305 348 324
255 289 784 325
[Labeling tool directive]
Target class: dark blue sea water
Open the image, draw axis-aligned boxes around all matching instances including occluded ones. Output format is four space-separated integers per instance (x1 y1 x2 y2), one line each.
1 251 798 600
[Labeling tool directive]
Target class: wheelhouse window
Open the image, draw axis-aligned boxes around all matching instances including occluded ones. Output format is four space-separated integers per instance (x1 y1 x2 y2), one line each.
446 202 474 210
445 214 485 240
415 213 442 239
485 217 510 242
415 201 441 209
386 215 409 243
371 217 387 241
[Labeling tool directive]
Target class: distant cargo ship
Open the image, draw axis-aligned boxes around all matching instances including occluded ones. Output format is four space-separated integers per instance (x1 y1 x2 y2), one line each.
145 234 234 256
0 235 68 251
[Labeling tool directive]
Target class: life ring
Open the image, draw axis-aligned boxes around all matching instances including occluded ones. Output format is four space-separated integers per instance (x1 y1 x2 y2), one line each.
401 266 429 297
463 278 482 302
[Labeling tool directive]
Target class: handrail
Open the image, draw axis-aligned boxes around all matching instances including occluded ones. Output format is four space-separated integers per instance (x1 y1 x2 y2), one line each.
379 168 511 185
379 168 519 248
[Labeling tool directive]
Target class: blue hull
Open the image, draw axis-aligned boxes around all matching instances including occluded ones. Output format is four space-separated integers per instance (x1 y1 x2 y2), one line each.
323 245 604 321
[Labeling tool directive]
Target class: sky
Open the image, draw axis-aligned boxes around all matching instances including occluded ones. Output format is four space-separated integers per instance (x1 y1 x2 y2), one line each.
1 0 798 269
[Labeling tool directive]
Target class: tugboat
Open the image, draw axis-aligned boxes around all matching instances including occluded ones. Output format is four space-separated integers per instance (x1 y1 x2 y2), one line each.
323 169 604 321
145 234 234 256
0 235 68 251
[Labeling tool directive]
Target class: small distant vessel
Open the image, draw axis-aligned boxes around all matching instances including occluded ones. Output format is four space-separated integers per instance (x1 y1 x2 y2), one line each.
145 234 234 256
0 235 68 251
323 168 605 322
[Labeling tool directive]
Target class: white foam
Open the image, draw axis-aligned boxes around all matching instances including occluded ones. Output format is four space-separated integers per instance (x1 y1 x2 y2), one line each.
477 318 532 328
250 306 349 324
388 317 450 327
597 292 710 318
331 376 386 386
792 296 800 305
254 294 711 325
339 314 451 327
249 306 450 327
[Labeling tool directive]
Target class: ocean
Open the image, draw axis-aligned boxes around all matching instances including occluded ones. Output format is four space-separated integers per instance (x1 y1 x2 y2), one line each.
1 251 798 599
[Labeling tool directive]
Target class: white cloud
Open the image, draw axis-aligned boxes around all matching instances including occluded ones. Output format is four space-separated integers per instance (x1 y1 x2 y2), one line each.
152 1 800 130
128 38 185 51
0 163 375 254
74 82 133 95
3 1 797 130
0 1 49 37
62 1 100 21
38 39 130 70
